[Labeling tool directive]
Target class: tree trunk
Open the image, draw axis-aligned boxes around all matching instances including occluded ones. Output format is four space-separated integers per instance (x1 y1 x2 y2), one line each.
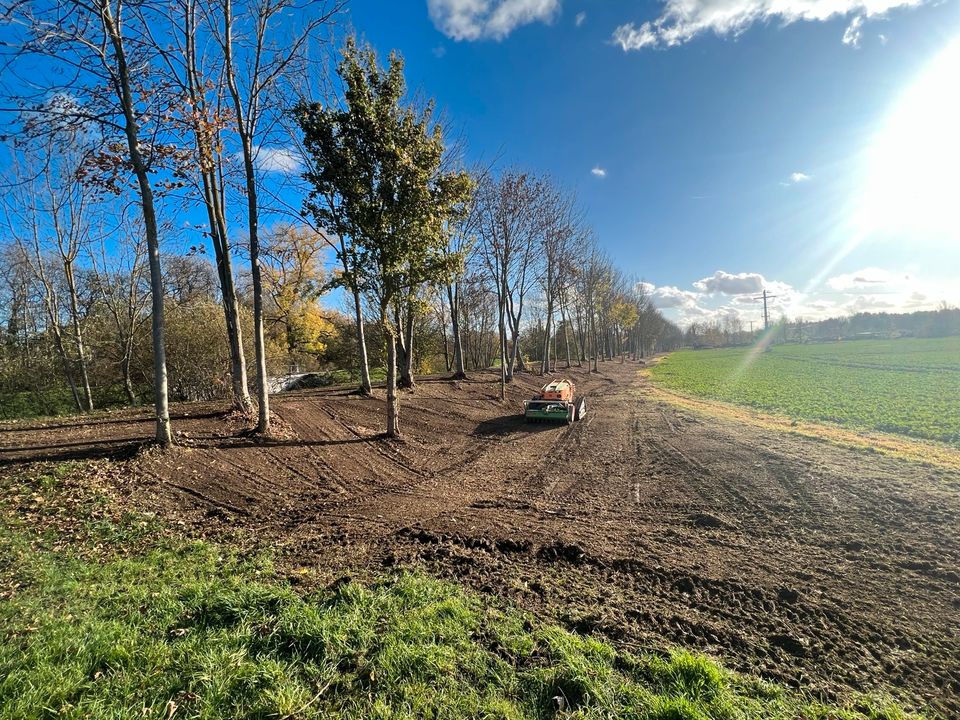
121 342 137 404
240 137 270 434
560 298 572 369
205 176 251 412
512 319 525 373
142 193 173 445
501 273 514 383
441 324 450 372
447 282 466 379
185 7 251 414
399 295 415 389
590 310 598 373
541 286 553 376
498 290 506 400
351 286 372 394
223 0 268 434
103 2 172 445
507 306 523 376
384 310 400 438
64 262 93 412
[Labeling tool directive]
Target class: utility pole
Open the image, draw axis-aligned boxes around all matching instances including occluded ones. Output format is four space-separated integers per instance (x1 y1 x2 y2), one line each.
753 289 779 330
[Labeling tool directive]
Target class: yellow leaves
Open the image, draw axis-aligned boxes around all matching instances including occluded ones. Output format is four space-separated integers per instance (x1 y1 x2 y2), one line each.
293 305 336 356
610 299 639 329
262 224 334 356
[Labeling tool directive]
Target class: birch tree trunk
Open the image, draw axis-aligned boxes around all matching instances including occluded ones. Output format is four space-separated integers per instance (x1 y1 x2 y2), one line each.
351 286 373 394
383 307 400 437
447 282 466 379
560 296 572 368
223 0 269 433
398 294 415 389
63 261 93 411
101 1 173 445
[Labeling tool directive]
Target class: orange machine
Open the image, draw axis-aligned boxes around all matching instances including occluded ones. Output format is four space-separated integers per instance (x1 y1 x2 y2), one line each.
539 379 575 401
524 379 586 424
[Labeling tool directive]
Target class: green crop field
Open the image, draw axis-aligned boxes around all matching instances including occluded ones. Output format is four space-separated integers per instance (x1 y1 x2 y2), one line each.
649 337 960 445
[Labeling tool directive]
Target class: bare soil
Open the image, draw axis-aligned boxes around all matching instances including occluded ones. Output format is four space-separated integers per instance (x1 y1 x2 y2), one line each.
2 363 958 717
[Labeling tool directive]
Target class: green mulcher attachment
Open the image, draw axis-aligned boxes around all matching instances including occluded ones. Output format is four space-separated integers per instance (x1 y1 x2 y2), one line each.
523 378 587 425
524 398 586 424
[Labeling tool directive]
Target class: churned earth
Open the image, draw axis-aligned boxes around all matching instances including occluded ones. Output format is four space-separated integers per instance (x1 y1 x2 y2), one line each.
2 362 957 717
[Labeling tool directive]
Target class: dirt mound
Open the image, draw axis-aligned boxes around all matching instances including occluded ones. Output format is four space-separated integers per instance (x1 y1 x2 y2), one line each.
2 363 958 717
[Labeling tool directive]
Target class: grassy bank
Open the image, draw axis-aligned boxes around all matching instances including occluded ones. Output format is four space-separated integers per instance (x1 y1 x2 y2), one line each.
0 464 919 719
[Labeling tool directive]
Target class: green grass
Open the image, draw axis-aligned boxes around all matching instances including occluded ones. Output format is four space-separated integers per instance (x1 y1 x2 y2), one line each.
0 385 149 421
325 366 388 387
0 388 81 420
0 464 921 719
649 337 960 445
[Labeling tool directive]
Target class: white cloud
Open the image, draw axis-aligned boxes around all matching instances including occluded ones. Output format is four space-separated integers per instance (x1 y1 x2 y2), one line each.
842 15 864 46
845 294 896 312
827 267 900 290
432 44 448 57
254 146 301 174
611 0 926 51
650 266 957 328
878 32 888 44
428 0 560 41
651 285 701 309
780 171 813 186
612 23 659 50
575 11 587 26
694 270 767 295
591 166 607 178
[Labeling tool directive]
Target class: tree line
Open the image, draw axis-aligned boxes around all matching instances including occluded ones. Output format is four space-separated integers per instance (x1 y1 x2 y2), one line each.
682 305 960 349
0 0 680 441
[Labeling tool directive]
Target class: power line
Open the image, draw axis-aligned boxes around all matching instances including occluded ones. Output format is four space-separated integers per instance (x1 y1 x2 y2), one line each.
753 289 779 330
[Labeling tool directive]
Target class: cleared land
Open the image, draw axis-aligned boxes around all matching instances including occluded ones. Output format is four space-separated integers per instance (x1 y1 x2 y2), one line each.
648 338 960 444
1 364 958 717
1 482 880 720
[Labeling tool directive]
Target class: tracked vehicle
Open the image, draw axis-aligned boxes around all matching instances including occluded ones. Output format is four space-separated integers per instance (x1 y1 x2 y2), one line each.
524 378 586 424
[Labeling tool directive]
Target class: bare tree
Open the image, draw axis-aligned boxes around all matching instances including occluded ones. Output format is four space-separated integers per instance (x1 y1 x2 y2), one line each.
3 0 183 443
146 0 253 411
475 170 549 397
538 182 581 375
2 140 99 411
443 168 484 380
208 0 343 432
88 217 151 404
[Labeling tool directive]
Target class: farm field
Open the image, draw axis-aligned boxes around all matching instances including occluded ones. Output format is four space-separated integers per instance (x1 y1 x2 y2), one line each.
648 337 960 444
2 364 958 717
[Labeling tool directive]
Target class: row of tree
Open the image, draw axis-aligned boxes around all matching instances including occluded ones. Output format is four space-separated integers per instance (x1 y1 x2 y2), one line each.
0 0 680 441
682 305 960 349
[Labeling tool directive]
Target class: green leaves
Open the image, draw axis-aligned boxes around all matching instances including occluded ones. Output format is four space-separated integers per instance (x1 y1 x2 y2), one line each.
296 37 474 310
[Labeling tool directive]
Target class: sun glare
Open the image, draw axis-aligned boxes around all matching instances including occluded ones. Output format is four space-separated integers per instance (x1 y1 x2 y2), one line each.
858 39 960 240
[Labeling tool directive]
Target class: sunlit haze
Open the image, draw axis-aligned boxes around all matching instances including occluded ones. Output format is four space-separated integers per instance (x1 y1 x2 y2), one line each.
345 1 960 328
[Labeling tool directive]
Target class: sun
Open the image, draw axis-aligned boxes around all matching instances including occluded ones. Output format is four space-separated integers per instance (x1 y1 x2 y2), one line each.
858 39 960 241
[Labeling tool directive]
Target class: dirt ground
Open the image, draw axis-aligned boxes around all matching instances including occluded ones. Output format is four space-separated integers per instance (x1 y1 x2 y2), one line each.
2 363 958 717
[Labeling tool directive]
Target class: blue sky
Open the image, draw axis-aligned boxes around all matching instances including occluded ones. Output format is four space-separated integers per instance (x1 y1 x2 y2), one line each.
332 0 960 326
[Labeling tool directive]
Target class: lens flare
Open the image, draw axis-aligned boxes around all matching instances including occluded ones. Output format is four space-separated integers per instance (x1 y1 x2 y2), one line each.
857 39 960 241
